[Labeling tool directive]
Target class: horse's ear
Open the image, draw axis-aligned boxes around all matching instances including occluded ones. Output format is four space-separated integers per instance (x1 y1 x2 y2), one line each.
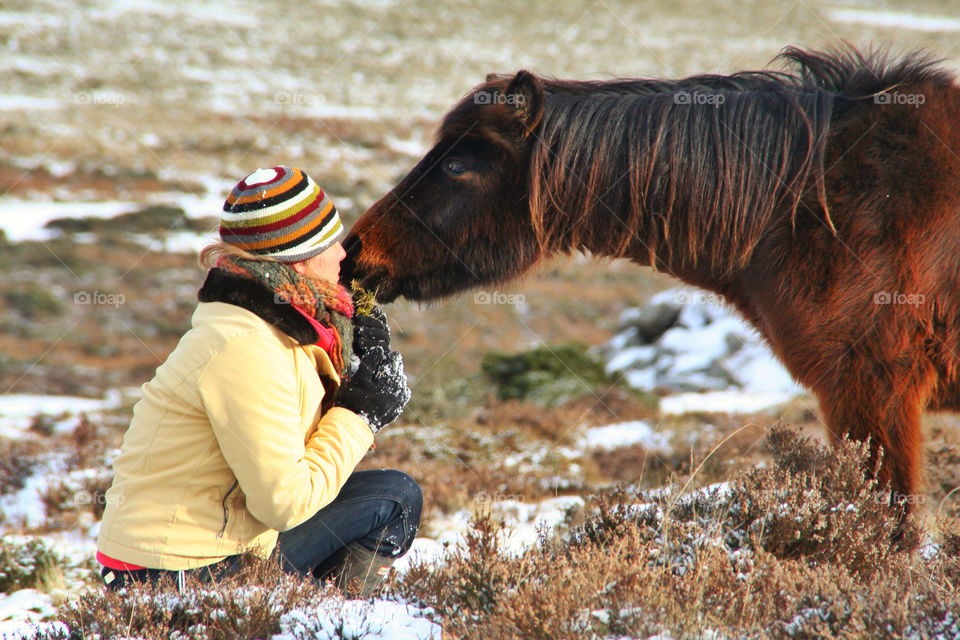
504 70 544 137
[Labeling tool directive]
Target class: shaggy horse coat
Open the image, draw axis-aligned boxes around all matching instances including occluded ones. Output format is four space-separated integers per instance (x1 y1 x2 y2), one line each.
341 46 960 511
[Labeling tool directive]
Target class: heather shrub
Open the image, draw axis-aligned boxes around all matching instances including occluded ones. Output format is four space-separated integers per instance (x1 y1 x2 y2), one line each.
721 427 921 577
395 426 954 639
45 552 441 640
0 438 42 497
48 554 334 640
0 536 66 594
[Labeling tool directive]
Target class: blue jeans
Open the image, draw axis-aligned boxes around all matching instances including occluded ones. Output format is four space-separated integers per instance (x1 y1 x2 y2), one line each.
101 469 422 589
277 469 422 577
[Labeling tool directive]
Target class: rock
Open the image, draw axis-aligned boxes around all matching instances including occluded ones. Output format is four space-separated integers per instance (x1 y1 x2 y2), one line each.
632 302 682 343
722 343 802 394
724 332 747 353
601 288 800 395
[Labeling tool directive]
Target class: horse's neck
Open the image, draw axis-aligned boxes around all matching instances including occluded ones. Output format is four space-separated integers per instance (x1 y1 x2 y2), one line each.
576 234 741 294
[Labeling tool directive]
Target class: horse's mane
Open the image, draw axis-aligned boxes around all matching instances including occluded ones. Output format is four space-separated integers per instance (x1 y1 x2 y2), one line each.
527 45 951 271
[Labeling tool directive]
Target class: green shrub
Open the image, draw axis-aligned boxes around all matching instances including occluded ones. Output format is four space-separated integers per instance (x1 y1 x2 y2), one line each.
3 288 64 319
481 342 612 406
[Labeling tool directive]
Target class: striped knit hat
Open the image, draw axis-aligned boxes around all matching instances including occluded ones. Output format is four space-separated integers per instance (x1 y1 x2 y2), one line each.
220 166 343 262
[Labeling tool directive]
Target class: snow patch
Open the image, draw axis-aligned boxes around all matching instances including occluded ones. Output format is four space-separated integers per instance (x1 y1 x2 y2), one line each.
659 391 795 416
0 174 228 252
0 96 61 111
827 8 960 32
0 201 137 243
0 590 56 625
392 537 447 574
400 495 585 570
579 421 671 452
273 599 441 640
0 394 117 438
384 137 428 157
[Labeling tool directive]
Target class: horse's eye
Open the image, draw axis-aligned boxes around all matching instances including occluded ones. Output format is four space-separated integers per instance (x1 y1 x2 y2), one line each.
443 158 467 177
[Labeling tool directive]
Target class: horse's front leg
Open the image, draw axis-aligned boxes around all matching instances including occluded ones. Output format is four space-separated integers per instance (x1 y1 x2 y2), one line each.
778 323 937 512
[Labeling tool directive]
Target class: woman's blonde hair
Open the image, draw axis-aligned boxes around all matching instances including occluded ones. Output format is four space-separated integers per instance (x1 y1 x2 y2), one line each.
198 240 280 270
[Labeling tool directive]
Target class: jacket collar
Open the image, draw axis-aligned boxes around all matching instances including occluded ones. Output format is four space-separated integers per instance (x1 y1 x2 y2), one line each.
197 268 319 345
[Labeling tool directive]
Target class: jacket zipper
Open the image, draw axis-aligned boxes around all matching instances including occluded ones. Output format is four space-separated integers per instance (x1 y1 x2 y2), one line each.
217 480 239 539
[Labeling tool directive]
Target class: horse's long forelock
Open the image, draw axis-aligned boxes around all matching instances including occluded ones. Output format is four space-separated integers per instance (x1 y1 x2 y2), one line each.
525 46 948 273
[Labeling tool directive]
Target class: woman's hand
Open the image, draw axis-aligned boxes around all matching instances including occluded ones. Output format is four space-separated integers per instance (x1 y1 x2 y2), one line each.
335 345 411 433
336 306 411 433
352 306 390 356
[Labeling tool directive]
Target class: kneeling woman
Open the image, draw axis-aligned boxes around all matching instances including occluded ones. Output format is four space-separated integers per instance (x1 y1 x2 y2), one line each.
97 166 420 595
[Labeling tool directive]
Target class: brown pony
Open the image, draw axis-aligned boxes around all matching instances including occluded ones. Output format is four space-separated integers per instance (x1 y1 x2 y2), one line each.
341 45 960 511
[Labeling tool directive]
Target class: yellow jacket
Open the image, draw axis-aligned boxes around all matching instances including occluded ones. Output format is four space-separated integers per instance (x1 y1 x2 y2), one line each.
97 301 373 570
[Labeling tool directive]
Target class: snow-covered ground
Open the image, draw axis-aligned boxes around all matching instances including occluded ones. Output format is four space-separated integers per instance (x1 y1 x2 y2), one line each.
659 390 796 415
0 391 580 637
825 8 960 33
0 387 687 637
0 591 58 636
0 173 229 250
397 494 586 571
0 392 125 438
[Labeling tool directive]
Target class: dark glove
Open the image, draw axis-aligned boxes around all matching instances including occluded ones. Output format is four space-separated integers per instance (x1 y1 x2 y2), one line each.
352 306 390 357
335 345 411 433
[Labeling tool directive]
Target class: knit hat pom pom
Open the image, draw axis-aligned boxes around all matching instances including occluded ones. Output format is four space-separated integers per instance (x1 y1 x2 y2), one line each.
243 168 282 188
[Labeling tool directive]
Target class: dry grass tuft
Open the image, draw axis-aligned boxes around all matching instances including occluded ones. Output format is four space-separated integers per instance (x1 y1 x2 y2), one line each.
349 281 380 317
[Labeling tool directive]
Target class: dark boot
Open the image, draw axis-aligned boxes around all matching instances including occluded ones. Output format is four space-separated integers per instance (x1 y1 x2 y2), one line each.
316 541 394 598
